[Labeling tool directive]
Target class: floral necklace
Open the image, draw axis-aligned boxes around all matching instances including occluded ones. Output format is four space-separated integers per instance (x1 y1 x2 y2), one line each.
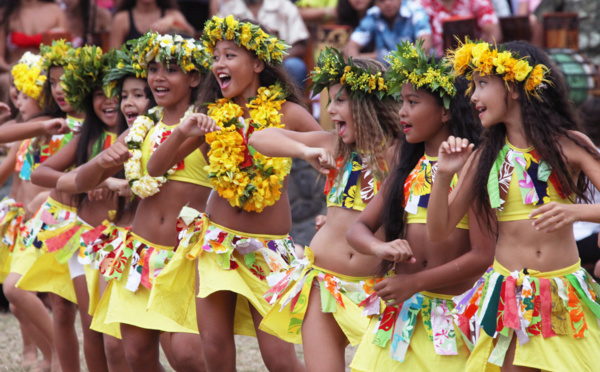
124 105 194 198
205 84 292 213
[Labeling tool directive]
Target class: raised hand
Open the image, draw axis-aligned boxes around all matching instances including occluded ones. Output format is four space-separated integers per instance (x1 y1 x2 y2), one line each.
97 142 132 169
178 113 221 138
372 239 415 263
302 147 335 175
0 102 11 122
43 118 70 135
436 136 475 176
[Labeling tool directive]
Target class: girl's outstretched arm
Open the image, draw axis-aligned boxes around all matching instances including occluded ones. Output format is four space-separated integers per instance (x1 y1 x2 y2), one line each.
427 136 476 242
530 131 600 231
146 113 219 177
74 134 130 192
30 137 79 188
0 142 19 186
346 182 415 263
376 208 495 307
0 118 70 143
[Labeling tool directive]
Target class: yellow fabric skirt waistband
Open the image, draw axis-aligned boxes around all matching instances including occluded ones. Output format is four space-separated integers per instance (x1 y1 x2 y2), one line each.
47 196 77 213
305 246 376 282
492 258 581 278
129 231 173 251
420 290 455 301
209 218 289 241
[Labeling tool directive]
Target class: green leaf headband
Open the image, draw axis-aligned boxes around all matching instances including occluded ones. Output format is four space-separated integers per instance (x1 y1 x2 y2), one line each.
11 52 47 100
310 47 389 100
40 39 73 70
385 40 456 109
61 45 110 112
103 47 137 98
128 32 212 78
201 15 289 65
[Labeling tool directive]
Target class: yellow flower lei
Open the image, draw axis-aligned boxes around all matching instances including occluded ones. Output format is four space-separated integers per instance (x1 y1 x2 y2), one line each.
205 84 291 213
447 39 551 99
202 15 289 64
124 106 195 198
11 52 46 100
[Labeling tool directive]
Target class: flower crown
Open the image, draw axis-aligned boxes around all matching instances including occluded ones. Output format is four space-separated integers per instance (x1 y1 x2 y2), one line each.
11 52 47 100
129 32 212 78
447 39 550 98
386 41 455 109
61 45 110 112
103 47 137 98
40 39 73 70
310 47 388 100
202 15 289 64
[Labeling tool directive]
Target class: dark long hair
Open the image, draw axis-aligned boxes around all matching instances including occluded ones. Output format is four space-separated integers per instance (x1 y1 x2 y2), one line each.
40 66 66 118
336 0 374 29
381 76 481 247
472 41 598 230
116 0 178 12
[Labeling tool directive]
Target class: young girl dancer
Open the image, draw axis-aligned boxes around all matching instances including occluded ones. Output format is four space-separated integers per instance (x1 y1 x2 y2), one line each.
146 16 322 371
345 42 495 371
75 32 212 372
427 40 600 371
248 47 401 370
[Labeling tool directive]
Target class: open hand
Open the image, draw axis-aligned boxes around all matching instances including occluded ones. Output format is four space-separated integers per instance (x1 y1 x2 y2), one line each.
303 147 335 175
97 142 131 169
437 136 474 176
530 202 577 232
178 113 221 138
43 118 70 135
372 239 415 263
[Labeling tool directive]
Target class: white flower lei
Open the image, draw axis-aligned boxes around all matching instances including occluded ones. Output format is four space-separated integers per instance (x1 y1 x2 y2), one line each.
124 105 195 198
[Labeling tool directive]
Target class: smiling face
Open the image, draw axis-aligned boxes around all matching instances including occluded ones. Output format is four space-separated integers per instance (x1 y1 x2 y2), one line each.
327 84 356 144
49 66 76 114
17 91 42 121
212 40 264 101
120 77 150 127
399 83 449 146
147 60 199 108
470 73 511 128
93 89 119 129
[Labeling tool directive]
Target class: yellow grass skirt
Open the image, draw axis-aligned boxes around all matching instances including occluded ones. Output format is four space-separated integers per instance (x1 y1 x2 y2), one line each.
148 210 297 337
91 232 197 335
0 199 24 283
259 247 380 345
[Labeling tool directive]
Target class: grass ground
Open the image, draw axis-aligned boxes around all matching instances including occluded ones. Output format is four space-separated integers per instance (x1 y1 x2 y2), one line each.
0 311 357 371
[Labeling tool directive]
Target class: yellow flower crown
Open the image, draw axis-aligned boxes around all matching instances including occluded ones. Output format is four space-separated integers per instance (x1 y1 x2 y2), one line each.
447 39 550 98
129 32 212 78
386 41 455 109
202 15 289 64
11 52 47 100
310 47 388 100
40 39 73 70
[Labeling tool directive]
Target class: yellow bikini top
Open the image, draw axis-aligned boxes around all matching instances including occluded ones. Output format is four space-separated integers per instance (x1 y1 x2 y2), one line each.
325 151 380 212
140 121 211 188
491 140 572 222
404 154 469 229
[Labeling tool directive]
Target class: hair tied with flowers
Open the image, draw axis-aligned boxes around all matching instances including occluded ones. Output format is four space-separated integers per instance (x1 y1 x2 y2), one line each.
447 38 551 100
386 40 456 109
128 32 212 78
202 15 289 65
310 47 388 100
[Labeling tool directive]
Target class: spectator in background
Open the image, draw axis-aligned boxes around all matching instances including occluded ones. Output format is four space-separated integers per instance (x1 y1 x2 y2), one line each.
108 0 195 49
61 0 112 47
345 0 432 61
0 0 66 103
295 0 338 24
419 0 502 57
575 97 600 280
219 0 310 89
176 0 210 33
337 0 374 28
